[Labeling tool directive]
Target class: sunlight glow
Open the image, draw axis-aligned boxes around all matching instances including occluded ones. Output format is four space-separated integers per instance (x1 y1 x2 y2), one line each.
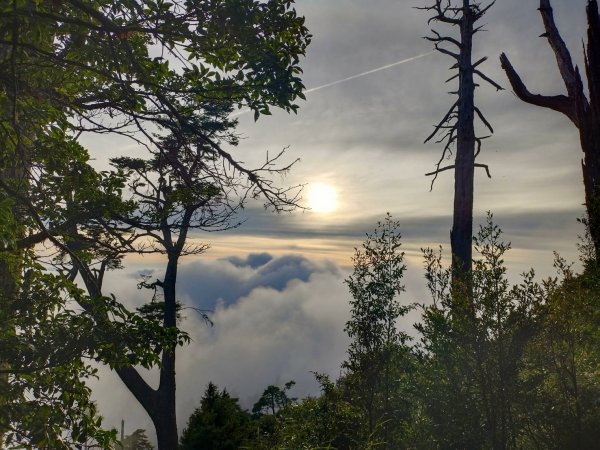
307 183 337 213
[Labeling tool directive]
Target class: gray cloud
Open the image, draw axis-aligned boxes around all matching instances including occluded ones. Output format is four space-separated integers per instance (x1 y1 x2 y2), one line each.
172 253 341 310
225 252 273 269
90 253 355 443
226 0 589 251
204 205 584 252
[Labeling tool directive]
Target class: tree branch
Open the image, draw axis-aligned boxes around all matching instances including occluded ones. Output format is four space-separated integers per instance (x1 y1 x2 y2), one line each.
425 101 459 143
474 69 504 91
425 163 491 179
475 106 494 133
500 52 579 126
425 29 462 48
474 163 492 178
539 0 587 105
425 164 456 177
115 366 158 417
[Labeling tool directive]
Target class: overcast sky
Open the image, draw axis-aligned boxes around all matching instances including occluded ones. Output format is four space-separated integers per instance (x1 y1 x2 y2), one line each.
87 0 591 441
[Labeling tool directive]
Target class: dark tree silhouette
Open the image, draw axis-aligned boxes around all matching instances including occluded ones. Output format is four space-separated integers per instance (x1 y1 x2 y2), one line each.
420 0 501 295
501 0 600 260
252 381 297 416
180 383 250 450
0 1 310 447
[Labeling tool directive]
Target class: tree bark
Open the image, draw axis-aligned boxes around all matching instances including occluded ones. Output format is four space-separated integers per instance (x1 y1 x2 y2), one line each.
452 0 477 284
154 250 179 450
77 247 180 449
500 0 600 260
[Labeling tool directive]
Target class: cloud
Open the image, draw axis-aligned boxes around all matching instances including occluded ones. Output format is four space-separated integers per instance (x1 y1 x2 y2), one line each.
90 253 357 440
90 230 579 442
176 266 352 416
172 253 341 310
201 205 584 255
226 252 273 269
223 0 589 272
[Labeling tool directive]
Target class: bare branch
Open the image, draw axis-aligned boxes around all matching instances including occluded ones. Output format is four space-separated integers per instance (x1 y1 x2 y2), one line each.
425 163 491 180
475 107 494 133
426 164 456 177
435 45 460 60
446 72 459 83
539 0 587 106
474 0 496 20
500 52 579 126
474 163 492 178
472 56 488 68
425 101 459 143
474 135 491 158
474 69 504 91
415 2 461 25
425 29 462 48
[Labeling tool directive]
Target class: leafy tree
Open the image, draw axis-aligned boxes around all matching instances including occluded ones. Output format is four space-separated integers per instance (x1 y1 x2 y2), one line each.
415 214 544 449
501 0 600 260
261 373 363 450
0 0 310 447
0 29 135 443
515 256 600 449
123 429 154 450
244 381 298 449
252 381 297 416
0 252 119 448
180 383 251 450
342 214 412 447
0 7 110 444
0 135 168 447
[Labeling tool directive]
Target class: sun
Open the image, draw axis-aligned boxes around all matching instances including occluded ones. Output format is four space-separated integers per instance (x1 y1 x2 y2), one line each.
307 182 337 213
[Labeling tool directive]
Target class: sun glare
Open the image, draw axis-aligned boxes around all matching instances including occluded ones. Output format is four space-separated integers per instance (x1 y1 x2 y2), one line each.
307 182 337 213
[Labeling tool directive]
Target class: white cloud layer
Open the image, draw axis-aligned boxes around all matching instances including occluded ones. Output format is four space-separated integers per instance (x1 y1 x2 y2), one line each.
90 254 356 441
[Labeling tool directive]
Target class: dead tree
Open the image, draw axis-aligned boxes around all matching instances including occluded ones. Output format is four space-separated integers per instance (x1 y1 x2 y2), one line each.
420 0 500 289
500 0 600 261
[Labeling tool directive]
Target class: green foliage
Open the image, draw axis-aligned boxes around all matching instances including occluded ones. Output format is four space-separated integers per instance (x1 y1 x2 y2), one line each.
0 0 311 446
123 428 154 450
0 253 118 448
252 381 297 416
266 373 363 450
342 214 413 447
180 382 251 450
173 215 598 450
409 213 600 449
413 214 540 448
514 256 600 449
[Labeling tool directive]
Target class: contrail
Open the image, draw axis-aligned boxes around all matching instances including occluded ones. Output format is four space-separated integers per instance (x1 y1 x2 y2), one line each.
231 51 434 117
304 51 434 94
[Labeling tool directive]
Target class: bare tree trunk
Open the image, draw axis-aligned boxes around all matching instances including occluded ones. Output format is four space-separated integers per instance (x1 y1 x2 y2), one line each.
76 251 180 449
423 0 499 297
452 1 477 282
112 219 188 449
581 0 600 260
501 0 600 260
154 252 179 450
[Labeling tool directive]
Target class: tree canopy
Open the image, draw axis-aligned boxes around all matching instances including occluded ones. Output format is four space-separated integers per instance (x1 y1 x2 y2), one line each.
0 0 310 447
